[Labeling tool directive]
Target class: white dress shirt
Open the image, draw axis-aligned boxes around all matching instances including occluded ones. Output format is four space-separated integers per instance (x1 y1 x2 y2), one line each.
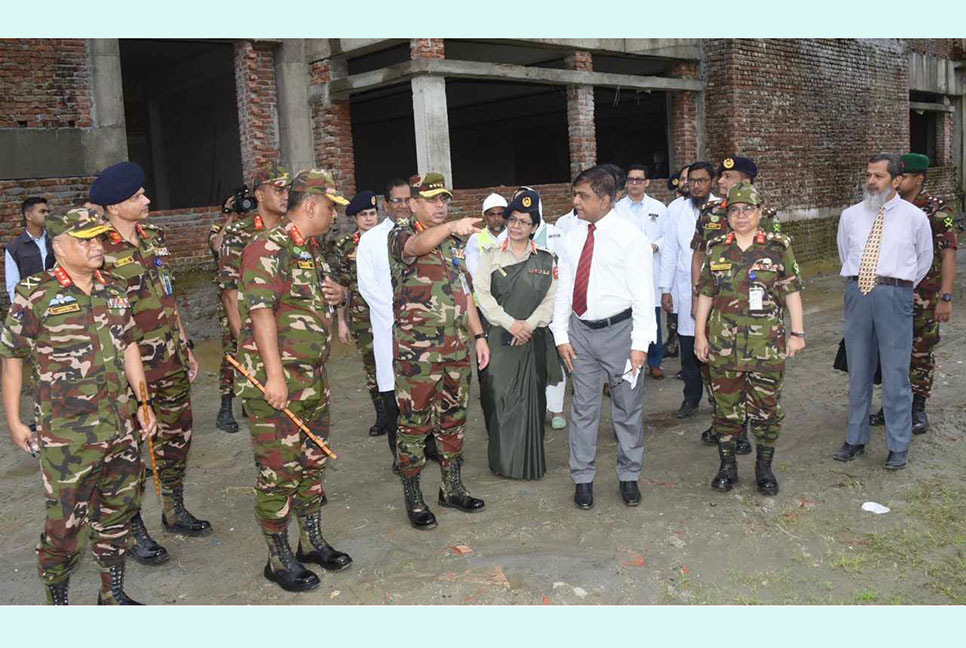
550 209 656 352
465 227 501 281
5 229 50 303
615 194 668 308
553 209 581 235
658 195 715 336
837 193 934 285
356 218 396 392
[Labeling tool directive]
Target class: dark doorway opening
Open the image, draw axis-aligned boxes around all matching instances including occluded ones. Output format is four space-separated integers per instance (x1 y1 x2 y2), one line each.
909 92 940 166
350 82 418 194
595 87 669 178
119 39 242 210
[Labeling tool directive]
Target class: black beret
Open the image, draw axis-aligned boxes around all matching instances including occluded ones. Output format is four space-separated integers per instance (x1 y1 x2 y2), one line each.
346 190 377 216
667 171 682 192
717 155 758 180
504 189 542 227
90 162 146 206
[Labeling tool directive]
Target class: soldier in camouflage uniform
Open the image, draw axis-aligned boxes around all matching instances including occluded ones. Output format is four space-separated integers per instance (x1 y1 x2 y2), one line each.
208 207 240 432
388 172 490 530
92 162 210 568
1 208 157 605
694 183 805 495
874 153 957 435
690 156 780 451
332 190 385 436
236 168 352 592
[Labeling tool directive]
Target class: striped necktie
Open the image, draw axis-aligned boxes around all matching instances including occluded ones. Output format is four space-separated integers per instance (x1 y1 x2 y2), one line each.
572 223 595 316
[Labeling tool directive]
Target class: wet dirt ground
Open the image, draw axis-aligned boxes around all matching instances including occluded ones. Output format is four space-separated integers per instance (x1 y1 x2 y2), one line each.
2 253 965 605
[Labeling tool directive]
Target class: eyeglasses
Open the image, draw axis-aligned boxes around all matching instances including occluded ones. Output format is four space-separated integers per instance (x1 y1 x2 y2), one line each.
506 216 534 227
386 197 407 204
420 195 451 205
626 177 647 184
727 204 759 217
690 177 711 186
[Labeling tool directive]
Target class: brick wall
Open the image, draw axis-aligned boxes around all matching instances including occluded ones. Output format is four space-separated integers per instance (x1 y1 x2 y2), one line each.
705 39 909 212
903 38 963 60
410 39 445 60
669 61 699 169
937 111 954 167
565 51 597 180
0 39 92 129
233 40 280 185
310 59 356 200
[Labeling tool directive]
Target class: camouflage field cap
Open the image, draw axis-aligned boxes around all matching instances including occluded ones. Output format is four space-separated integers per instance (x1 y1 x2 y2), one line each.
409 172 452 199
726 181 762 207
290 168 349 205
901 153 929 174
46 207 112 239
251 163 292 190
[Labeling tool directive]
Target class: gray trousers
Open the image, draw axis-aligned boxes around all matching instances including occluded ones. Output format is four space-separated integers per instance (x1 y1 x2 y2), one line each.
568 313 645 484
844 280 914 451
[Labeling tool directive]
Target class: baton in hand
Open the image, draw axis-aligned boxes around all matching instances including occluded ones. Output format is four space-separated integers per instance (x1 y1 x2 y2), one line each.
139 381 162 498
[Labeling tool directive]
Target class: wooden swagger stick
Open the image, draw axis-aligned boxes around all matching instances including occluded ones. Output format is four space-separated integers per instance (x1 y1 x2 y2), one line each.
139 381 162 497
226 355 337 460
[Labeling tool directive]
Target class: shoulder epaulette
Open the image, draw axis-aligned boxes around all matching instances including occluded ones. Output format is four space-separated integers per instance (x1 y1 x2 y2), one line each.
707 233 728 249
765 232 792 248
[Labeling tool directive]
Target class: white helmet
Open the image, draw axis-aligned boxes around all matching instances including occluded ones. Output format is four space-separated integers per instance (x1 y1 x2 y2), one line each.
481 193 508 215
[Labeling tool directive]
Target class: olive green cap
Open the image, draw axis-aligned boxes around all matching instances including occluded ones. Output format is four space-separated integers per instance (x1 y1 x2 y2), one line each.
409 172 452 199
290 168 349 205
46 208 112 239
251 163 292 190
726 181 762 207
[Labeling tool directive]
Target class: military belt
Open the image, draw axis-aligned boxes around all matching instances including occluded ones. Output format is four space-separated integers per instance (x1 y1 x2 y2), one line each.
847 275 913 288
578 308 632 330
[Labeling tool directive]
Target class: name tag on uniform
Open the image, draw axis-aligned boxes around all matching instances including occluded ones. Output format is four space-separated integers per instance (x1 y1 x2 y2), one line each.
114 255 136 268
706 223 722 230
108 297 130 309
710 262 732 272
297 260 315 270
649 212 659 220
49 303 81 315
749 285 765 311
459 273 470 295
529 268 551 275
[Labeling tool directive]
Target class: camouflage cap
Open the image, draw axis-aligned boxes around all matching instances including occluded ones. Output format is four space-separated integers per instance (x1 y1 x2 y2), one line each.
409 172 452 199
251 163 292 190
901 153 929 174
726 181 762 207
46 208 112 239
290 168 349 205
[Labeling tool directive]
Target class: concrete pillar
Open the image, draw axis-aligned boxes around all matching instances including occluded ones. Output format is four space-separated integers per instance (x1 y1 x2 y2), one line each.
275 39 315 174
411 75 453 186
86 38 128 171
146 98 170 210
565 51 596 179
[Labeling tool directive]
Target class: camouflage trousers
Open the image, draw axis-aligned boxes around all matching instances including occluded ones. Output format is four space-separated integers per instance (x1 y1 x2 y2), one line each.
141 369 193 514
38 426 142 584
709 367 784 447
218 309 236 397
348 306 378 401
243 393 329 534
395 357 470 477
911 291 940 398
701 362 716 409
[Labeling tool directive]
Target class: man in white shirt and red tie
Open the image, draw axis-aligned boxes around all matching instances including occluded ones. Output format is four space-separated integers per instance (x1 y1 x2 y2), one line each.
551 166 657 510
834 153 933 470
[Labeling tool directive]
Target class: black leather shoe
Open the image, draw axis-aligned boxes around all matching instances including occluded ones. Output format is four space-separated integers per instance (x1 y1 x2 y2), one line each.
755 446 779 496
711 441 738 492
675 400 699 419
162 487 212 537
216 394 239 433
438 462 484 512
885 450 908 471
402 474 437 529
832 442 865 462
263 531 320 593
674 370 684 381
296 512 352 571
619 480 641 506
129 513 169 566
735 429 752 455
574 483 593 510
869 407 885 426
369 395 387 437
700 427 716 445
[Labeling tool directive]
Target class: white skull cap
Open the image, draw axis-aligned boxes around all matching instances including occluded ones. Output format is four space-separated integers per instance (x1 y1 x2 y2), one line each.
481 193 508 215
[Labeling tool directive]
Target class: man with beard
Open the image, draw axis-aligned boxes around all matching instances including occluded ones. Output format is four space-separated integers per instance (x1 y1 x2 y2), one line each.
833 154 932 470
660 161 716 420
465 193 507 280
663 166 690 359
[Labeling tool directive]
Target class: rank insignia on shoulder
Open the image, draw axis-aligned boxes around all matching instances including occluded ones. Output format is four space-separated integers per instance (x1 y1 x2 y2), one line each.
710 262 733 271
49 303 81 315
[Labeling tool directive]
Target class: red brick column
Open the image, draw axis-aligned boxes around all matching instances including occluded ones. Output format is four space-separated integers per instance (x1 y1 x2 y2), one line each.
565 51 596 180
410 39 445 60
309 59 356 197
233 40 280 185
936 109 954 167
669 61 700 170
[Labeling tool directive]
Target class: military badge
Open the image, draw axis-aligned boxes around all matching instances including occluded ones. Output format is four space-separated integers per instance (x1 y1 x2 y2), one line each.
522 196 532 208
723 158 735 169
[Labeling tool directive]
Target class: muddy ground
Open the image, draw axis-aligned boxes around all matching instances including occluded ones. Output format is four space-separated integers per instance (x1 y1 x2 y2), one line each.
2 253 965 606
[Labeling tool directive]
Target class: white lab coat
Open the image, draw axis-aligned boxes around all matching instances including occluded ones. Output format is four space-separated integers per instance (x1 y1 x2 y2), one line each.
615 194 668 308
356 218 396 392
658 195 714 337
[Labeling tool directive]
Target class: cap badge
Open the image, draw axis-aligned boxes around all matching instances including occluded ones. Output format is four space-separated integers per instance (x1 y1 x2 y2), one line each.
723 158 735 169
522 196 532 208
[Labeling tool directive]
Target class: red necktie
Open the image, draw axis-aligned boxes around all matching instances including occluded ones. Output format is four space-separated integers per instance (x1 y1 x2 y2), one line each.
572 223 595 316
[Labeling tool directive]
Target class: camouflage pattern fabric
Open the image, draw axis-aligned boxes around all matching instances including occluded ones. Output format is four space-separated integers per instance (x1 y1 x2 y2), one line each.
0 269 142 583
691 199 781 253
218 213 267 294
910 190 958 398
208 222 236 396
150 371 193 505
388 217 474 475
709 368 783 446
330 229 378 398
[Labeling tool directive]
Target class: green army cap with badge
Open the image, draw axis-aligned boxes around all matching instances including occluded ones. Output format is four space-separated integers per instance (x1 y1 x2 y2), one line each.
251 163 292 189
46 207 112 239
290 168 349 205
901 153 930 174
410 172 453 199
726 181 762 207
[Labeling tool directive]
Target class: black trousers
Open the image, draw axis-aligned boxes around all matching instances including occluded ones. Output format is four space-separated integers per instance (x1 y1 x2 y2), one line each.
678 335 704 406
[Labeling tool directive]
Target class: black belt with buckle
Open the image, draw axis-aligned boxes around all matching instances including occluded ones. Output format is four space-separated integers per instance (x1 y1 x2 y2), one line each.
847 275 913 288
578 308 632 330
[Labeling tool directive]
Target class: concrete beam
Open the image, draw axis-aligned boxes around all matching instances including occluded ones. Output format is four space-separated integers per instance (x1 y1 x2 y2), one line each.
275 39 316 172
910 100 954 113
87 38 129 171
0 129 88 179
411 75 452 186
908 52 961 96
320 58 703 101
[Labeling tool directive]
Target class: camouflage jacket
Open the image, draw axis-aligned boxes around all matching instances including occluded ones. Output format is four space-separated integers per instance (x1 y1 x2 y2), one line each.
0 268 138 439
236 221 331 407
102 223 187 380
697 230 803 372
388 218 472 363
328 229 371 324
691 198 780 253
218 212 269 293
912 190 958 298
207 221 225 265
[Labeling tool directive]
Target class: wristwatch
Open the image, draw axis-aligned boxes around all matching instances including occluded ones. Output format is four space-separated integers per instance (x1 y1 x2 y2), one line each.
789 331 805 339
474 333 486 340
185 338 195 350
940 293 953 302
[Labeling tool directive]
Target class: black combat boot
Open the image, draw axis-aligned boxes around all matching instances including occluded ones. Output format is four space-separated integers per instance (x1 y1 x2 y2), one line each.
295 511 352 572
369 393 387 437
700 426 715 445
755 445 779 496
162 486 212 537
735 424 752 455
263 529 320 592
869 407 885 426
129 512 169 565
216 394 239 433
45 579 69 605
711 439 739 492
438 461 485 513
97 562 143 605
402 473 437 530
912 395 929 435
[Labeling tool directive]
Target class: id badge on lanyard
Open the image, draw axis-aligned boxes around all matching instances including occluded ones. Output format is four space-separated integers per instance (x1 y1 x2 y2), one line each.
749 285 764 311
